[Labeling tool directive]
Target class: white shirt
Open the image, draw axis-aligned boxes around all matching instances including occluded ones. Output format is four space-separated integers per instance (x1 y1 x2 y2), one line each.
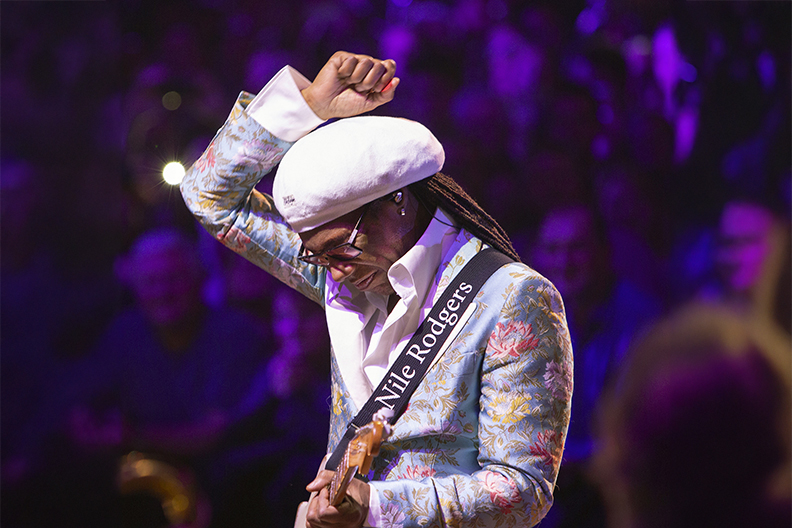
324 208 461 408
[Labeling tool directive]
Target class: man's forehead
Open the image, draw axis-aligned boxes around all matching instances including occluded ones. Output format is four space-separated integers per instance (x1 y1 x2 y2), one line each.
298 208 362 249
299 225 347 249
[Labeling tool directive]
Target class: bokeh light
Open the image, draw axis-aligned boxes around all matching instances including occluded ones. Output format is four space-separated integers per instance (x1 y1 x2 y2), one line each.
162 91 182 111
162 161 185 185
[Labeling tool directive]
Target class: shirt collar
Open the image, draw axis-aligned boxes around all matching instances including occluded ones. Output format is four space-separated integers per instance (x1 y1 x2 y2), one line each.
325 207 460 315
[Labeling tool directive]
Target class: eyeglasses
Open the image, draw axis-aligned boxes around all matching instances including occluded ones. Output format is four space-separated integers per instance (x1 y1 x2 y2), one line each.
298 205 369 266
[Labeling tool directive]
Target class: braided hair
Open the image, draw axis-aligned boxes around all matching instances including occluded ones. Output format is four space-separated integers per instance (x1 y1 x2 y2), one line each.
409 172 521 262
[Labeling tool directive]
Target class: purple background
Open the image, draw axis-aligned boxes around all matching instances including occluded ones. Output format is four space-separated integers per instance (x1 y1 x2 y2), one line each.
1 1 790 527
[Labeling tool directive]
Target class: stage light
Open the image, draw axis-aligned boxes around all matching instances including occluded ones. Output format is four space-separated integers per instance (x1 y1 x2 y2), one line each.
163 162 186 185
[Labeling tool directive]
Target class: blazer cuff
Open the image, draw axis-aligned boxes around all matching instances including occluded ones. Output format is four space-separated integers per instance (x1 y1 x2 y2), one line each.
365 486 381 527
247 65 325 142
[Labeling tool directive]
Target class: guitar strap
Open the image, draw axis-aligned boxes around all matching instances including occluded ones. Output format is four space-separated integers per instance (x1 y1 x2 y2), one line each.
325 247 513 471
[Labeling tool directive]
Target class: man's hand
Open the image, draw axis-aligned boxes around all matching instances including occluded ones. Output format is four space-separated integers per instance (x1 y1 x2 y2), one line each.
302 51 399 121
305 469 370 528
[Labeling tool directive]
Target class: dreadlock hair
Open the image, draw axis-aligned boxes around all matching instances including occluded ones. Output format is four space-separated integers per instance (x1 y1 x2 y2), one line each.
409 172 521 262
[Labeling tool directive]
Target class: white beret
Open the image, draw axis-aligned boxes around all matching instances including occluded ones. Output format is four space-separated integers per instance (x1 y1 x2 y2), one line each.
273 115 445 233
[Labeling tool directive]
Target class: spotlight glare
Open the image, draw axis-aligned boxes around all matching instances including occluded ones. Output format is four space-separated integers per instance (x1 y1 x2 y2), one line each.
163 162 186 185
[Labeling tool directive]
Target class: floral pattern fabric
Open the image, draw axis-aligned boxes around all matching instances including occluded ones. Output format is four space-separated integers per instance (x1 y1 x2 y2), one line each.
181 93 573 527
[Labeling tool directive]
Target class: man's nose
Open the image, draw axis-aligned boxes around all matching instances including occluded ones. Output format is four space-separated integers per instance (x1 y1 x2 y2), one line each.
328 261 355 283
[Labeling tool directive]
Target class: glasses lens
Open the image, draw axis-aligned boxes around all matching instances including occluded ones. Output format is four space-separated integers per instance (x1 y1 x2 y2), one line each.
299 254 322 265
333 244 362 260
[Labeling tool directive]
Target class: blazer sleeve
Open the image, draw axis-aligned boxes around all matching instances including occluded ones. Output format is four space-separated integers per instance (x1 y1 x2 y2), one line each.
368 269 573 527
180 92 326 305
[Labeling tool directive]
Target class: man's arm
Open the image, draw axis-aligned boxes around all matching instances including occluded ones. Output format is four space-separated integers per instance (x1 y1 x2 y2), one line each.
180 51 399 304
179 90 324 300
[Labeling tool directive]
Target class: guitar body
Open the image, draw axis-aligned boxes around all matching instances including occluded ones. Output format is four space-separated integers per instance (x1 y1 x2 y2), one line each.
294 500 310 528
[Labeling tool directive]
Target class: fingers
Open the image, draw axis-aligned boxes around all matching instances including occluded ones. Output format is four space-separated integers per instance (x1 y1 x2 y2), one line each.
306 469 335 492
306 486 342 528
336 53 397 94
306 51 399 120
372 60 397 93
306 486 327 527
380 76 399 94
306 485 366 528
372 76 400 105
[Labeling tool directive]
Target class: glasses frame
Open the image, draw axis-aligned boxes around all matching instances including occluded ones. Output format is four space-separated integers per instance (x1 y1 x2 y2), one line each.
298 204 369 266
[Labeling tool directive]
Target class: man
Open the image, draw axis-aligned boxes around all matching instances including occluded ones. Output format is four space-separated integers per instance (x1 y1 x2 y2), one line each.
181 51 572 528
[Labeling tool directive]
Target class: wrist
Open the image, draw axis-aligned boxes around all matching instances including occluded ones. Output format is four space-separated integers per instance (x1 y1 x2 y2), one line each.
301 86 330 121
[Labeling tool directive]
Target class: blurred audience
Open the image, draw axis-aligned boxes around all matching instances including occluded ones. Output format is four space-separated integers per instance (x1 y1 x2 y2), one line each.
592 304 791 528
65 228 274 527
704 198 789 319
1 156 124 528
593 161 670 300
0 0 788 525
198 287 330 528
527 203 661 528
236 288 331 527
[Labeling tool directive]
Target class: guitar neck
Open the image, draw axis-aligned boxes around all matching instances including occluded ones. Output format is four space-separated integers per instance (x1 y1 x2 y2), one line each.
329 447 358 506
327 410 393 507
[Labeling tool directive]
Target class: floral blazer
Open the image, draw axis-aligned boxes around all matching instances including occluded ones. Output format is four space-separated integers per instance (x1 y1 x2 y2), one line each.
181 92 573 527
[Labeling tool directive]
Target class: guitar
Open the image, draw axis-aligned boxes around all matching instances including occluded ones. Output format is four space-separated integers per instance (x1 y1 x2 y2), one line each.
329 408 394 506
294 408 393 527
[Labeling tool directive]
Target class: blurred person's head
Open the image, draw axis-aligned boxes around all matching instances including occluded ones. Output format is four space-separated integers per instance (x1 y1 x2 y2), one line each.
593 304 791 528
486 24 546 99
715 198 788 312
268 288 329 398
532 204 610 302
117 228 205 328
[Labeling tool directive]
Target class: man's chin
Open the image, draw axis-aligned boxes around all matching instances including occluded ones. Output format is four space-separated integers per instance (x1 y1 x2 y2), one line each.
362 277 395 297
